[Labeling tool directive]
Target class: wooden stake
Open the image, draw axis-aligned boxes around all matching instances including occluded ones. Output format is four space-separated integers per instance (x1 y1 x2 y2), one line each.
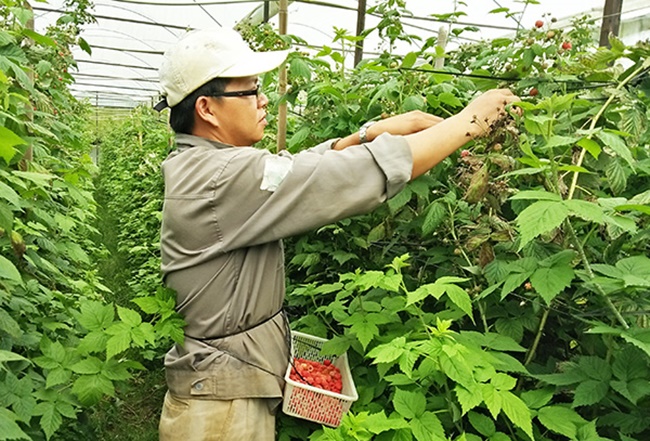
599 0 624 47
354 0 367 67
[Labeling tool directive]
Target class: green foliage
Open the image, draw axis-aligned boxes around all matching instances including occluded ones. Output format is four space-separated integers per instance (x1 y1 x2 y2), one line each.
273 7 650 441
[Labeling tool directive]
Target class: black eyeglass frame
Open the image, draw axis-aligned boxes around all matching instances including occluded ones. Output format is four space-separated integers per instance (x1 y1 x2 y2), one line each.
207 85 260 98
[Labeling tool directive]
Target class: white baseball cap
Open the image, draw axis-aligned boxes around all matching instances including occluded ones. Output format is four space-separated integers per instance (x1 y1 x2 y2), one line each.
155 28 289 110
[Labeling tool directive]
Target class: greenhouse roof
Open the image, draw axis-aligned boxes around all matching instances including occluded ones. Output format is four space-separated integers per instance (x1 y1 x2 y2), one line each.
33 0 650 110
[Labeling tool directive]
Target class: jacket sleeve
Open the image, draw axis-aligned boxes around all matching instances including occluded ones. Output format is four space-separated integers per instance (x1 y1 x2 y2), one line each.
215 133 412 251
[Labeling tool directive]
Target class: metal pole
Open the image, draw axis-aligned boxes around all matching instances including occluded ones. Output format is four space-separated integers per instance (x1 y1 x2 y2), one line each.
277 0 288 152
599 0 624 47
263 0 269 23
354 0 367 67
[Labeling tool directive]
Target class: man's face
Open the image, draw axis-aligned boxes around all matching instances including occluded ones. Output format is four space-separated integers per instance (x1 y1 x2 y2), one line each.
211 76 269 147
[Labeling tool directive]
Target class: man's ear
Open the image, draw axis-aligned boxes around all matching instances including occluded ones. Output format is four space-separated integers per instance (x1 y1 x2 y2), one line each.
194 96 220 128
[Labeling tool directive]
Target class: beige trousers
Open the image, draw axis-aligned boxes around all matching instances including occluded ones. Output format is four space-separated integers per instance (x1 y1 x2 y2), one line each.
159 392 276 441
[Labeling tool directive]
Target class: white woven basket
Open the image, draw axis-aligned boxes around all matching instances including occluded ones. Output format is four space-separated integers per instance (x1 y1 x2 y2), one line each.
282 331 358 427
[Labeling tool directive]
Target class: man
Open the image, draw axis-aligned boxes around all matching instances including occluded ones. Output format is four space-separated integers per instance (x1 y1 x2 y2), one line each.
155 28 518 441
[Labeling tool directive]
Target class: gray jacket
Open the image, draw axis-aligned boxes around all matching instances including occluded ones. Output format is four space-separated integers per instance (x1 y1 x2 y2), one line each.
160 132 412 403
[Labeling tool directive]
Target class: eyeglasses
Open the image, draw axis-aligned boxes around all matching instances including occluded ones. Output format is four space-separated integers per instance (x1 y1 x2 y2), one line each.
208 85 260 98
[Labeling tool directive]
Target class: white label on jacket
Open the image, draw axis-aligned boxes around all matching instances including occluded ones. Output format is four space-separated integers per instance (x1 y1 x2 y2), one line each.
260 155 293 192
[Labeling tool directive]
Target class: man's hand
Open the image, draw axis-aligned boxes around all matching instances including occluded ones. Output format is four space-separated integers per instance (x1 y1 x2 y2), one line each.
458 89 520 139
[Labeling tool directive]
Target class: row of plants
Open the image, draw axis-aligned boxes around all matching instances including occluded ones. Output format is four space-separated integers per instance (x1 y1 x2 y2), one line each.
0 1 181 439
263 3 650 441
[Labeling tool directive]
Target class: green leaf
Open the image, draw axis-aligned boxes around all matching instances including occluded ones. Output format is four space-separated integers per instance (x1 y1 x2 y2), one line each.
537 405 586 439
572 379 608 407
72 374 115 406
365 411 409 434
39 402 63 440
516 200 569 250
0 127 25 164
455 384 483 414
510 190 562 201
579 356 612 381
367 337 406 364
70 357 102 375
530 264 574 304
45 367 71 389
614 204 650 215
78 37 92 55
444 284 473 317
481 383 502 419
401 52 418 69
543 135 578 149
421 202 446 236
411 411 445 441
438 92 462 107
0 350 28 366
0 408 30 440
289 57 310 80
77 301 114 331
468 411 496 437
500 390 533 439
0 180 21 208
106 330 132 360
117 306 141 327
564 199 605 224
606 159 627 195
577 137 601 159
0 256 22 285
520 388 554 409
597 130 634 168
393 388 426 419
22 29 57 47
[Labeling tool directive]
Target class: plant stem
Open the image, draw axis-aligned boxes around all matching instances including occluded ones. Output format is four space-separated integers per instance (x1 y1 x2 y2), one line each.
525 307 550 366
567 63 647 200
564 220 629 329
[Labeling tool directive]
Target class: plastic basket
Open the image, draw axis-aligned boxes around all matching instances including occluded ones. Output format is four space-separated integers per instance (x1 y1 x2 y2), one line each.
282 331 358 427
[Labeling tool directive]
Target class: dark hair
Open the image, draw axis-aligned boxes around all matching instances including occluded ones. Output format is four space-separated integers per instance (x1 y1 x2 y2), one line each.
169 77 231 134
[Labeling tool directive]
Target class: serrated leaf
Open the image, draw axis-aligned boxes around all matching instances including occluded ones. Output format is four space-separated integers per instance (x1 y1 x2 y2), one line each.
45 367 71 389
606 159 627 195
367 337 406 364
520 388 554 409
455 384 483 414
132 296 160 314
500 390 533 439
516 200 568 250
393 388 426 419
579 356 612 381
117 306 141 327
612 347 649 381
468 411 496 437
39 403 62 440
412 411 445 441
72 375 114 406
598 130 634 168
365 411 409 434
77 301 114 331
572 379 608 407
537 406 586 439
564 199 604 224
106 331 132 360
422 202 446 236
481 383 502 419
444 284 473 317
388 187 412 213
70 357 102 375
77 330 109 355
530 264 574 304
0 127 25 164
